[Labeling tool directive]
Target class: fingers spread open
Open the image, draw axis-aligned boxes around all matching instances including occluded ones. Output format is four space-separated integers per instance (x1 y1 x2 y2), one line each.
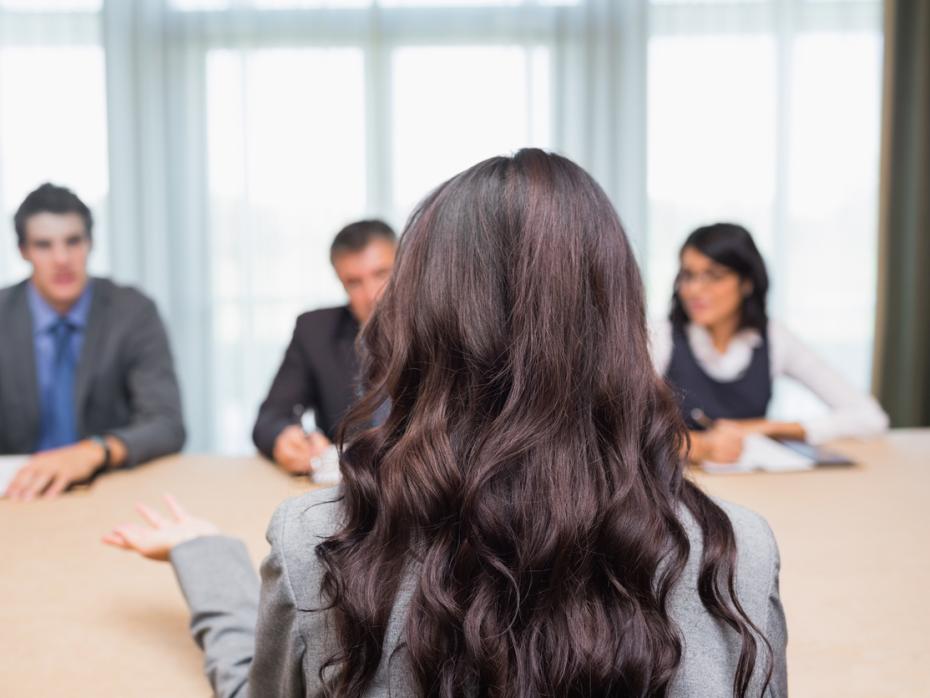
135 502 168 528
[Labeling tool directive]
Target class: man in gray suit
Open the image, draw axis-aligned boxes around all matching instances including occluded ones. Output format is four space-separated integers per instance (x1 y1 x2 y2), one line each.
0 183 185 501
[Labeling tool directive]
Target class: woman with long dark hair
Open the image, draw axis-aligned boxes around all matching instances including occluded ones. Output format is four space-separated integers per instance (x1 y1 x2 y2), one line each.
654 223 888 464
106 150 787 696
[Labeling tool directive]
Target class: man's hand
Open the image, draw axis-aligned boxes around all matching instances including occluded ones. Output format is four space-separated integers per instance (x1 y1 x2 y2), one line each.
272 425 332 474
102 494 219 562
5 440 106 501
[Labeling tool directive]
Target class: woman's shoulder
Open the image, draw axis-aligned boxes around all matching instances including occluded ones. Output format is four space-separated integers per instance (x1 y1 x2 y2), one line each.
764 316 815 376
264 488 344 605
669 497 782 695
268 487 344 546
764 317 804 349
715 498 779 569
678 496 779 600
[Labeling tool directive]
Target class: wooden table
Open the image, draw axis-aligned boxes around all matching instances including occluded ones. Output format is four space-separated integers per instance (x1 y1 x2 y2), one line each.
2 432 928 696
0 455 312 696
693 429 930 697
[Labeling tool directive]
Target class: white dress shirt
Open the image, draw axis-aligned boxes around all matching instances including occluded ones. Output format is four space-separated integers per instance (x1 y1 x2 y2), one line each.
650 318 889 445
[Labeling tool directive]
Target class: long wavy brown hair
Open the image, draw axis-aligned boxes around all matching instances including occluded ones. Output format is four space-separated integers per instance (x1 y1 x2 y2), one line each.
318 149 772 697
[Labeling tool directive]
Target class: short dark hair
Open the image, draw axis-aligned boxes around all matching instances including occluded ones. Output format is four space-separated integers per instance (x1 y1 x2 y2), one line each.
329 219 396 265
669 222 769 333
14 183 93 247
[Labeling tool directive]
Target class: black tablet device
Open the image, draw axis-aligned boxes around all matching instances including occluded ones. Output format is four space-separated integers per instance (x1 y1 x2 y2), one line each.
775 439 856 466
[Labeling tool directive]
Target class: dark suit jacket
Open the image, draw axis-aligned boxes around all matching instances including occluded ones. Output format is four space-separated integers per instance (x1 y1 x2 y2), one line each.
252 306 360 460
0 277 186 466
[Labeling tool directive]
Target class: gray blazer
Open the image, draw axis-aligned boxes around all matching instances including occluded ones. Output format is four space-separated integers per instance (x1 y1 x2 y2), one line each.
0 277 185 466
171 489 788 697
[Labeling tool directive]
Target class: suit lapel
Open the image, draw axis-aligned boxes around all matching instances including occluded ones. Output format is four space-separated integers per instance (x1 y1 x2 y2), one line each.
8 283 41 448
73 279 109 436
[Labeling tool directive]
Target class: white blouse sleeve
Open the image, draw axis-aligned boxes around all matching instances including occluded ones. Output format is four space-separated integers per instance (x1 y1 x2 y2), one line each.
649 318 674 376
769 320 889 444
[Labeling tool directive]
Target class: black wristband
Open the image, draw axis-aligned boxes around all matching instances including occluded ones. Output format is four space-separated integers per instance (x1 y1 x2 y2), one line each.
89 435 111 470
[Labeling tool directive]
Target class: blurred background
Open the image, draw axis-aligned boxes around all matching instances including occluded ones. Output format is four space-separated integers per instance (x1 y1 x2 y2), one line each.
0 0 890 453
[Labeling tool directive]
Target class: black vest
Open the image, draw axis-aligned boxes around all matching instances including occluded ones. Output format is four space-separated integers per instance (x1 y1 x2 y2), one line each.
664 325 772 430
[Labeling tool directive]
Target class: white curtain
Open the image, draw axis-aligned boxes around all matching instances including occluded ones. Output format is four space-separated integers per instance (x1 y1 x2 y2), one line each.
0 0 882 453
0 0 110 281
644 0 883 424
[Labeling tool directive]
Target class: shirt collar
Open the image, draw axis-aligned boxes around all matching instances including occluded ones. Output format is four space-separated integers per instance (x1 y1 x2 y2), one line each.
686 322 762 354
27 279 94 335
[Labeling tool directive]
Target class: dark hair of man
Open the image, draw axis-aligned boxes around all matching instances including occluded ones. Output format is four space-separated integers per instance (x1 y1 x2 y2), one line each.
329 219 396 265
14 182 93 247
669 222 770 334
317 150 773 697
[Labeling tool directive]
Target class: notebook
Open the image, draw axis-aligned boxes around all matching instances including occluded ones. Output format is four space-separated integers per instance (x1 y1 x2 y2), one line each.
701 434 816 473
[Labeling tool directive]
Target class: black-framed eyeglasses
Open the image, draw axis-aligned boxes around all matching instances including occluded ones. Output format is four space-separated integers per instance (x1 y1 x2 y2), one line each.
675 268 735 288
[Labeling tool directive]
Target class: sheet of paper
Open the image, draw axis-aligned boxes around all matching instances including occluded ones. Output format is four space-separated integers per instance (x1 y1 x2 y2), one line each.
0 455 29 496
701 434 816 474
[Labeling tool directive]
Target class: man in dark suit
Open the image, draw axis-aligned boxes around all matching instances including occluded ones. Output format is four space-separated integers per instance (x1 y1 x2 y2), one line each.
252 220 397 473
1 183 185 500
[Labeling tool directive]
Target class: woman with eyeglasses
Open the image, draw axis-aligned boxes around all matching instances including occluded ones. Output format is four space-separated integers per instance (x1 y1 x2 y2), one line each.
105 153 786 696
653 222 888 464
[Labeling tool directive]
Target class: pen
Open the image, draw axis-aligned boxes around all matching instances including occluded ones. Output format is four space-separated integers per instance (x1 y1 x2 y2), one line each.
293 403 318 435
293 404 321 474
690 408 714 430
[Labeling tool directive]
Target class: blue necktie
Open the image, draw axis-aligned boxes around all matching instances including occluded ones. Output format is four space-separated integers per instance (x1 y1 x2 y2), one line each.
46 318 78 449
